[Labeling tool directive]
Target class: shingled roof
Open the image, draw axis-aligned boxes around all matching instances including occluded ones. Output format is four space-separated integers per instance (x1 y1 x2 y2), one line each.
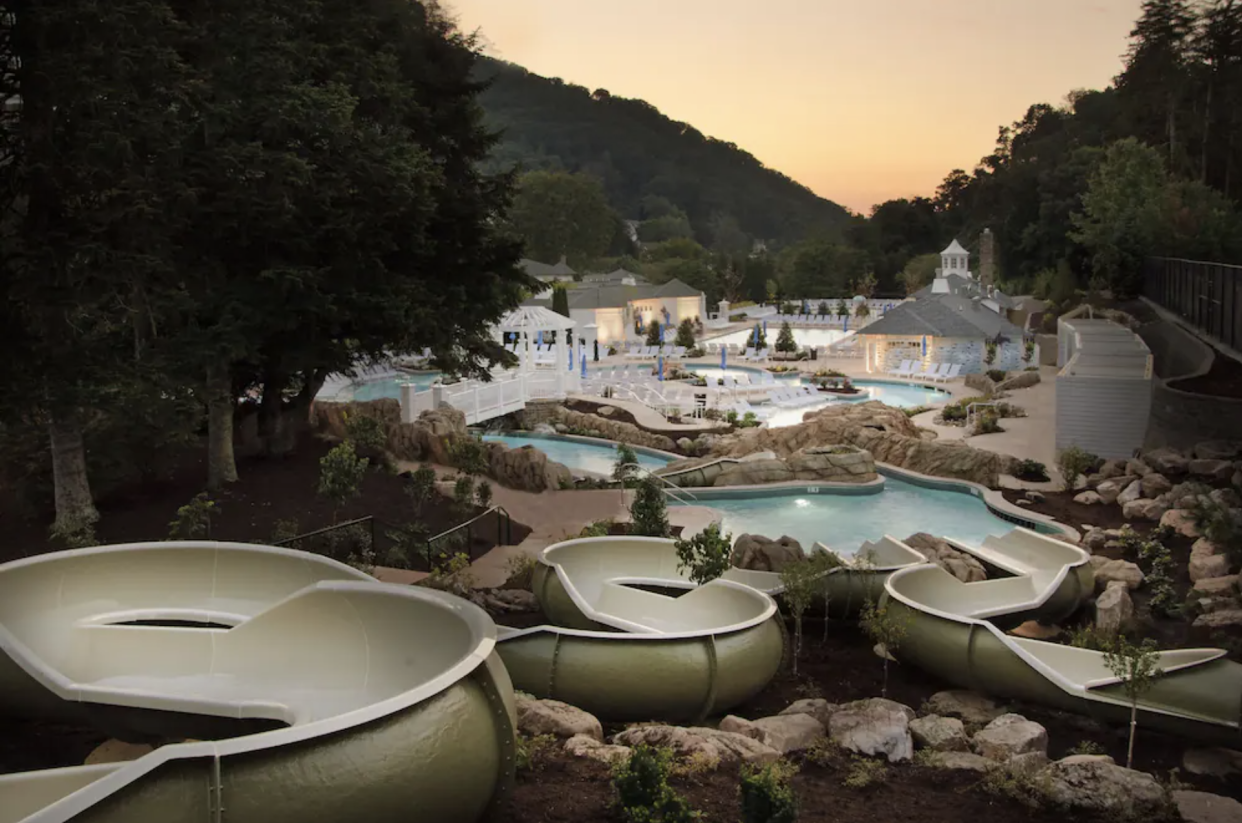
860 294 1023 338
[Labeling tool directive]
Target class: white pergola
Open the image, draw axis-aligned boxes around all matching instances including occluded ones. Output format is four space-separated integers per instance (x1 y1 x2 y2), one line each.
498 306 578 397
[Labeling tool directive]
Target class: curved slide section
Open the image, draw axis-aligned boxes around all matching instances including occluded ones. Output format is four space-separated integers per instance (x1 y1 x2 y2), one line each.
497 537 784 723
0 543 516 823
883 533 1242 747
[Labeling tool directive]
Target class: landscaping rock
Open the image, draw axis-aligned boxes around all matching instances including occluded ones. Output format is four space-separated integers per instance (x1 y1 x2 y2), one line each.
553 407 677 452
997 371 1041 392
749 714 827 754
1193 610 1242 629
1191 553 1233 583
971 714 1048 761
1141 473 1173 497
1161 508 1202 538
779 698 840 728
731 534 806 572
1193 576 1239 596
1183 747 1242 778
1096 476 1137 505
1211 488 1242 509
515 695 603 741
1093 559 1144 591
923 690 1005 727
1095 580 1133 633
1173 791 1242 823
828 698 915 763
474 589 539 613
1009 621 1062 640
1040 759 1168 818
564 734 631 766
1126 458 1153 477
1117 479 1144 506
1006 751 1051 776
1098 460 1125 480
1025 490 1046 503
718 715 758 738
486 441 574 492
1122 498 1167 521
1074 491 1102 506
1192 459 1237 481
908 715 969 752
612 725 780 766
902 533 987 583
1196 441 1242 461
924 751 993 772
1057 754 1115 766
1083 528 1107 551
1145 447 1189 475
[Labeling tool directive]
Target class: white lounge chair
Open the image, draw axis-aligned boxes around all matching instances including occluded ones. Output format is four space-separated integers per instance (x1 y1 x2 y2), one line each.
887 360 915 377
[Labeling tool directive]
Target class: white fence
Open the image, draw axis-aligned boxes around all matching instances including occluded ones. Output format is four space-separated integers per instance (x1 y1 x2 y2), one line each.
400 370 581 425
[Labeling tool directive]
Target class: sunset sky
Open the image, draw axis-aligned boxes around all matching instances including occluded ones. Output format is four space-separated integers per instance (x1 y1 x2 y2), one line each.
447 0 1144 213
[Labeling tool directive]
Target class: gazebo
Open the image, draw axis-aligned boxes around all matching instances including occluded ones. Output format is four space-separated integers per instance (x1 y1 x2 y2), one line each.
497 306 578 398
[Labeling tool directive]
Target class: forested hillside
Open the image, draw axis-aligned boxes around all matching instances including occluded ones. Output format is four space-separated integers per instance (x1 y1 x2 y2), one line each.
476 58 852 248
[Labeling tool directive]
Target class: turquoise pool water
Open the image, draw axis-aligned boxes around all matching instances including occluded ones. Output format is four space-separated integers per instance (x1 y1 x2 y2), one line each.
483 434 672 477
684 477 1016 555
351 372 441 401
683 365 948 413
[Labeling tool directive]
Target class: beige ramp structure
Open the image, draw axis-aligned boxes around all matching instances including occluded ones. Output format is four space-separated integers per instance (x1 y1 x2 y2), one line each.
498 536 784 723
883 531 1242 746
0 543 516 823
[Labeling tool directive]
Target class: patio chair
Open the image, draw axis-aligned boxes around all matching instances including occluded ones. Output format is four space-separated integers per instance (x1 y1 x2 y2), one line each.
887 360 915 377
930 363 962 383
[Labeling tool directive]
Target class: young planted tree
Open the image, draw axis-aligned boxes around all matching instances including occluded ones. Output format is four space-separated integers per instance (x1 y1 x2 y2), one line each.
835 300 849 318
674 317 696 348
860 597 910 697
645 321 662 347
318 441 370 523
809 550 844 641
854 302 871 319
779 558 820 675
674 523 732 585
629 477 670 537
816 301 830 316
774 322 797 354
613 443 639 487
1103 635 1163 768
552 284 570 317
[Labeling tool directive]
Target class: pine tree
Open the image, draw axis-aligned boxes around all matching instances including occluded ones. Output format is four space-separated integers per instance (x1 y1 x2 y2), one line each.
552 284 570 317
774 322 797 353
1118 0 1198 174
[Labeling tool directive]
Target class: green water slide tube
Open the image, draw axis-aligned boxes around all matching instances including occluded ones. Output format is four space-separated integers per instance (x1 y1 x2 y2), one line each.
497 536 784 723
0 543 516 823
883 562 1242 747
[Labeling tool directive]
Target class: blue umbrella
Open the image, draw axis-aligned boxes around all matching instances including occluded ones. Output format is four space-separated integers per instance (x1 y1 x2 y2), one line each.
801 299 808 315
581 345 587 378
720 345 727 371
657 353 665 381
922 335 928 357
537 330 543 346
569 342 574 370
844 316 849 332
752 323 760 347
763 320 768 337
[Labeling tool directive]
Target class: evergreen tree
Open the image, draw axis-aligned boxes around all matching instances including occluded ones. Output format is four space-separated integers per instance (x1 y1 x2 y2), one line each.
552 284 570 317
774 322 797 354
674 317 696 348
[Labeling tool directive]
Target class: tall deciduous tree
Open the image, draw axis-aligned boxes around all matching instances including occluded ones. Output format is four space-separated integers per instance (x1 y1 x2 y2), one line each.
508 170 617 267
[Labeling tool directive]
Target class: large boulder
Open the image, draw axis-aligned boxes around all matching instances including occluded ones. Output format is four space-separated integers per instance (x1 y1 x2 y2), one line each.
486 442 573 492
827 698 915 763
786 445 879 482
1193 610 1242 629
1173 791 1242 823
923 751 994 773
997 371 1041 392
317 399 468 465
1040 759 1169 818
1145 447 1189 476
1192 459 1236 482
1096 476 1137 505
612 725 780 766
902 533 987 583
1123 498 1168 522
706 401 1009 487
552 407 677 453
779 699 840 728
1195 441 1242 461
923 690 1005 727
971 714 1048 761
1140 473 1173 497
564 734 631 766
1092 558 1144 591
721 713 826 754
1095 580 1134 633
731 534 806 572
1191 552 1233 583
1117 479 1144 506
515 695 603 741
908 715 970 752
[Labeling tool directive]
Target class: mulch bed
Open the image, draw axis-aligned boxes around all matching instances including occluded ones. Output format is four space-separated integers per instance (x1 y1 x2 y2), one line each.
0 434 531 570
1169 347 1242 399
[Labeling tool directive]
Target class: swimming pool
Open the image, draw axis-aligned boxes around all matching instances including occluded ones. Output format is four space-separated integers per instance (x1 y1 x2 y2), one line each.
318 371 441 402
682 365 949 413
482 433 673 477
682 477 1020 555
707 328 847 349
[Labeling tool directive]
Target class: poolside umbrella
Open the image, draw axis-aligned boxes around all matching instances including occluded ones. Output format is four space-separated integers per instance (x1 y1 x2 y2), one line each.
657 353 664 381
537 330 543 346
721 345 727 371
843 316 849 332
568 342 574 371
801 299 808 314
922 335 928 357
752 323 760 347
581 345 587 378
763 320 768 337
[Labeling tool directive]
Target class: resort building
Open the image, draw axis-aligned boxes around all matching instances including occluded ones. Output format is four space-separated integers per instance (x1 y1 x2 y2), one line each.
520 257 576 283
857 294 1026 375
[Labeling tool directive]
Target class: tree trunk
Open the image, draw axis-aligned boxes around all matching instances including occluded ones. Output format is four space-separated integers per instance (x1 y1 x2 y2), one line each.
48 410 99 535
882 656 889 698
257 367 288 456
1126 702 1138 769
206 364 238 490
1201 79 1212 183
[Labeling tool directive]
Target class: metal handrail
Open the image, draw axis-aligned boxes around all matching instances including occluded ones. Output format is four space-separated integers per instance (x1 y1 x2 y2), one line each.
621 462 698 505
273 516 378 550
425 505 513 568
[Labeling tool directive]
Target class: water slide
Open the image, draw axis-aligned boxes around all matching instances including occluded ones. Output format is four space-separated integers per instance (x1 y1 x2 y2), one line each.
0 543 516 823
882 533 1242 747
496 536 784 723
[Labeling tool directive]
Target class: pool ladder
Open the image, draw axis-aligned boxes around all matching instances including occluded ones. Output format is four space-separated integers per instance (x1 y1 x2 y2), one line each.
620 463 698 506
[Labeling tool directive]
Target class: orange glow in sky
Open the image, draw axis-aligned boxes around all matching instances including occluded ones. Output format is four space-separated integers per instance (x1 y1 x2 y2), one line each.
447 0 1143 213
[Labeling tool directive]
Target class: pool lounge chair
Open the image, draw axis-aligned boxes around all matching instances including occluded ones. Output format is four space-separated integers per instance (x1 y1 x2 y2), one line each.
929 363 962 383
887 360 915 377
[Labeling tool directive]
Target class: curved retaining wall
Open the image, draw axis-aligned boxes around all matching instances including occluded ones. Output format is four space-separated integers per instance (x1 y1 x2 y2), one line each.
1138 319 1242 448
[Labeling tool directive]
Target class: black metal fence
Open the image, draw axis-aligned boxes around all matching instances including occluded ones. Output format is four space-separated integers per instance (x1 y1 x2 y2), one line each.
1144 257 1242 350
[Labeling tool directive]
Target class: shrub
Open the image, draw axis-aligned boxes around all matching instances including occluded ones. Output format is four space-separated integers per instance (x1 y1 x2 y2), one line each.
318 441 370 521
516 732 558 772
503 553 538 590
342 411 386 456
739 761 799 823
775 322 797 354
449 435 489 477
167 492 217 540
271 518 300 543
986 369 1007 383
984 340 998 366
611 745 696 823
780 558 821 675
1023 339 1036 363
646 321 662 347
420 551 475 598
406 464 438 512
675 522 732 585
817 301 829 316
1189 497 1242 566
579 519 614 537
675 317 697 349
1056 445 1100 491
1068 740 1107 756
383 522 429 569
842 756 887 789
1013 459 1050 482
902 405 932 418
614 443 640 486
475 479 493 510
740 411 760 428
860 598 909 698
452 474 475 516
1103 634 1162 768
630 477 670 537
973 410 1003 435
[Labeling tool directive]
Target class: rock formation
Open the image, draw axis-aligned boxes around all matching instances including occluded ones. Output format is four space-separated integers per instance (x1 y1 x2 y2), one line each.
661 445 878 487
